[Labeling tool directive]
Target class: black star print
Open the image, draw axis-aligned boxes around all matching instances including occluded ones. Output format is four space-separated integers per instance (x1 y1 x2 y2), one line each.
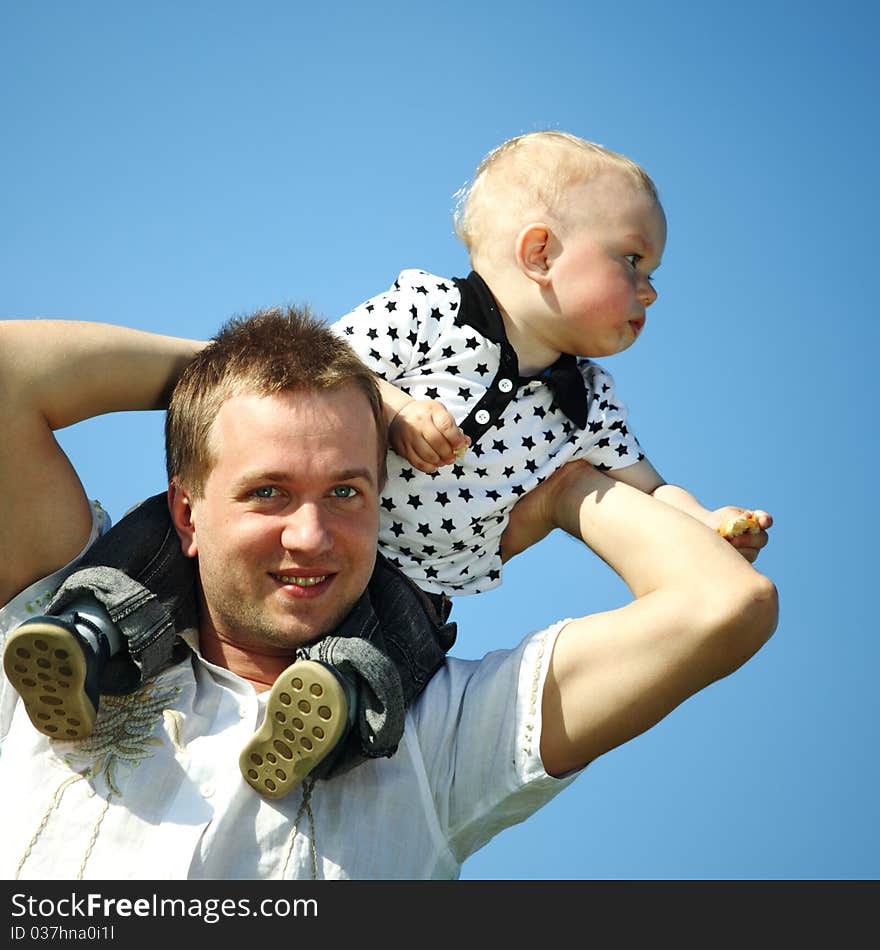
503 465 514 478
407 330 418 346
430 308 441 321
400 468 416 482
458 386 472 399
441 518 455 532
344 326 355 335
410 305 418 320
415 286 428 295
615 444 629 458
436 491 450 507
390 354 402 368
425 387 439 399
492 439 507 453
418 341 430 355
486 489 501 501
458 488 472 501
512 485 526 496
446 365 460 375
525 459 538 473
388 327 398 340
596 437 610 449
390 522 404 537
417 523 431 537
381 498 395 512
488 569 500 582
407 495 422 510
436 282 450 292
442 346 455 359
367 328 378 340
589 420 602 434
465 337 480 350
475 467 488 478
544 430 555 442
399 546 413 558
385 300 397 312
521 436 535 450
533 406 546 419
452 540 467 551
425 566 439 579
475 363 489 376
472 444 484 457
422 545 436 556
452 465 465 479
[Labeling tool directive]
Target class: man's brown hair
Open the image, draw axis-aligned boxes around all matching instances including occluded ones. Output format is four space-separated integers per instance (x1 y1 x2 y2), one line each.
165 305 387 496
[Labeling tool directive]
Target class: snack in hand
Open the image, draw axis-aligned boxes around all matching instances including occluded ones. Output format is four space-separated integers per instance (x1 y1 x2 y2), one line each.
717 511 760 539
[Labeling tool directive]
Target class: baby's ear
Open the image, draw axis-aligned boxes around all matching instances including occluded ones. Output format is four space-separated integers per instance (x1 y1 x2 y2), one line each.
516 224 553 286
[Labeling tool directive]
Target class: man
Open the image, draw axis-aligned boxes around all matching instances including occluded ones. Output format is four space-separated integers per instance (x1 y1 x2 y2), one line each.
0 309 778 879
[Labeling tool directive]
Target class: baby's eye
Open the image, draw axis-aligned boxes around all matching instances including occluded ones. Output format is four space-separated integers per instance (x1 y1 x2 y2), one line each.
331 485 359 499
625 253 642 268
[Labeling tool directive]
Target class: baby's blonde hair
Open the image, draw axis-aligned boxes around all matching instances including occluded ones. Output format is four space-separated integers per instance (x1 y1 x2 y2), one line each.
453 131 658 267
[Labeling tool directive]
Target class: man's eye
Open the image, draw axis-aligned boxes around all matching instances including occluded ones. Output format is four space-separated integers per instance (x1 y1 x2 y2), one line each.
253 486 279 498
332 486 359 499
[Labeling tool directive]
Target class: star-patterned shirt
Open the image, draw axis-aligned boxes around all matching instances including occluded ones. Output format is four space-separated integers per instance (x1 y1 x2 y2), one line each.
331 269 644 596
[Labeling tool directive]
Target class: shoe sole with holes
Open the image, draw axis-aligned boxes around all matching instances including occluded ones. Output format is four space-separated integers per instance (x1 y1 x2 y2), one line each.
2 621 97 740
239 659 349 800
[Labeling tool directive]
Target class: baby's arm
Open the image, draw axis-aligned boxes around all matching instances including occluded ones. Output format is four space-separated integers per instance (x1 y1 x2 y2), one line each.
375 377 470 474
606 457 773 564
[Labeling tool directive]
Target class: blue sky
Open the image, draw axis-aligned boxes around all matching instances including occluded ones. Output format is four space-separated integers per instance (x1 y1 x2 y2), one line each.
1 1 876 879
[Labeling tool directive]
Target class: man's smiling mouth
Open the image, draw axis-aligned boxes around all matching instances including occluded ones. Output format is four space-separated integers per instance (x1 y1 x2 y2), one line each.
271 573 329 587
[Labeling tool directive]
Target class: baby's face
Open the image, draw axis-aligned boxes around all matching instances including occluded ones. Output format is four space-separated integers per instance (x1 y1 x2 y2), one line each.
541 172 666 359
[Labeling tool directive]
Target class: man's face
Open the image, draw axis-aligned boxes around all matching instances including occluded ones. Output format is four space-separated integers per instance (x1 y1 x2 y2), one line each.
541 171 666 358
181 385 380 655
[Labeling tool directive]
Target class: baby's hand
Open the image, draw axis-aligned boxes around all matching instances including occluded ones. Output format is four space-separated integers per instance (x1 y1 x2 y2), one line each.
389 399 470 473
706 506 773 564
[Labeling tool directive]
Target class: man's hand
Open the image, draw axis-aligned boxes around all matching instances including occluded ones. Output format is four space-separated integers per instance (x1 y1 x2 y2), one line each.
388 399 470 473
500 459 597 562
704 507 773 564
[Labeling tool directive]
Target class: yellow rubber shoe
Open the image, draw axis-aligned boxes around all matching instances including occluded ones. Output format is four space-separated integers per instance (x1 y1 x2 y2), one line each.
239 659 353 800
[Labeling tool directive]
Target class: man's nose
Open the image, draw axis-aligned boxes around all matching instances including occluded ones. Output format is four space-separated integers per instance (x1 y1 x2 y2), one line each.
280 503 333 553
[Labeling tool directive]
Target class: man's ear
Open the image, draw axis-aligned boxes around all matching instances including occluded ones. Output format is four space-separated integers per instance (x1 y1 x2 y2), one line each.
515 224 554 286
168 480 199 558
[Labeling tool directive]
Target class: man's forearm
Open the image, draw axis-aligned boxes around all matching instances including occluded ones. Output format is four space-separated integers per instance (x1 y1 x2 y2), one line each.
0 320 205 430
